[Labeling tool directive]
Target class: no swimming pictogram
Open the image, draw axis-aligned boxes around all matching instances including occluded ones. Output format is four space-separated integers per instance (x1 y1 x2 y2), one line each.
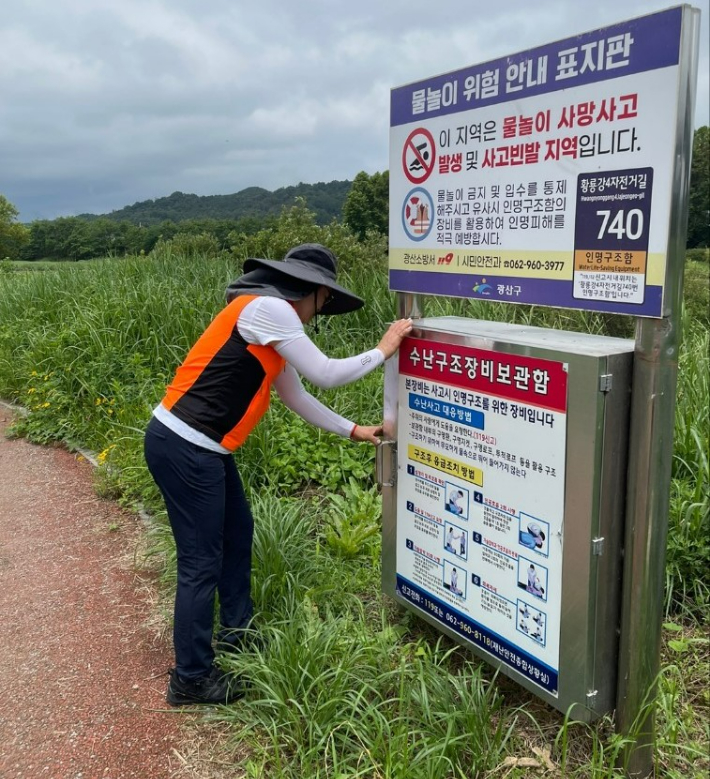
402 128 436 184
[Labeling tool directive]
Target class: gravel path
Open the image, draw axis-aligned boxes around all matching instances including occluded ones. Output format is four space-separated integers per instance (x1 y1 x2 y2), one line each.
0 407 200 778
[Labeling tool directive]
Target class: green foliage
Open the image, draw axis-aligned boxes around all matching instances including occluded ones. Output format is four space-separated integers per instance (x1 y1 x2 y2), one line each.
21 215 266 262
23 216 149 261
219 503 516 777
0 194 30 260
682 259 709 326
19 180 355 263
243 411 375 496
685 247 709 263
654 631 710 777
342 170 390 240
322 477 382 558
666 323 710 615
150 231 223 260
78 181 352 227
687 126 709 248
229 198 388 276
219 632 515 778
662 622 709 656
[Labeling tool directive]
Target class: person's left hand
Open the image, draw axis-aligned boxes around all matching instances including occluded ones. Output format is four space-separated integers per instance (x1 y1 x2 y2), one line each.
350 424 384 445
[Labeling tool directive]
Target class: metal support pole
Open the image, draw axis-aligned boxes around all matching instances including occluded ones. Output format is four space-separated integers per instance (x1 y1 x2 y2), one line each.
616 8 700 776
397 292 425 320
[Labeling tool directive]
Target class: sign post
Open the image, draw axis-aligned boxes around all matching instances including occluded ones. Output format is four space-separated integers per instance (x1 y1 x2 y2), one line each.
616 9 701 775
386 6 701 777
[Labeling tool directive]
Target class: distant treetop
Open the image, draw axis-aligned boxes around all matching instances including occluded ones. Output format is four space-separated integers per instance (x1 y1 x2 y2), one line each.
77 180 353 226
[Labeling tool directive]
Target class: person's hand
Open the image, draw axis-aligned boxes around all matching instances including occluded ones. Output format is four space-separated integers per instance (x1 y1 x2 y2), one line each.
376 318 414 360
350 424 384 445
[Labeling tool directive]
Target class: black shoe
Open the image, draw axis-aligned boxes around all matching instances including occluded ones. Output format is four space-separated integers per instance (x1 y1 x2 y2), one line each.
166 666 243 706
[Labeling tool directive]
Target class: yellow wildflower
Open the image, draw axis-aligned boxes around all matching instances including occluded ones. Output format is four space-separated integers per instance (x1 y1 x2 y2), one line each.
97 444 116 465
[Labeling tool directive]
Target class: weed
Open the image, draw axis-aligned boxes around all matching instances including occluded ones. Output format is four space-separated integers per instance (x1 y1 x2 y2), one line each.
321 477 382 559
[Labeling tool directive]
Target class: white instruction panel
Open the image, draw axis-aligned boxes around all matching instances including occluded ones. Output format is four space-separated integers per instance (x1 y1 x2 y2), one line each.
395 335 568 694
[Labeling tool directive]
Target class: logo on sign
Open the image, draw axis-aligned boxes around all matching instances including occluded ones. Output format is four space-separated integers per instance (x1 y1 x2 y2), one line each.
472 278 493 296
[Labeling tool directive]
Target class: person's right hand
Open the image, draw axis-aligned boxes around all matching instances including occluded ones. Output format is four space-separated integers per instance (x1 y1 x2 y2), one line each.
376 318 413 360
350 424 384 445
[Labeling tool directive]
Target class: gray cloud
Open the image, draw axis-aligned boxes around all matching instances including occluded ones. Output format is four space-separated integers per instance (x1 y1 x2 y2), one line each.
2 0 708 220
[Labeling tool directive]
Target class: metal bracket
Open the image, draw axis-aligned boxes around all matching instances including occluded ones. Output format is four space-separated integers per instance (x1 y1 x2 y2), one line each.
592 537 605 556
376 440 397 488
599 374 613 393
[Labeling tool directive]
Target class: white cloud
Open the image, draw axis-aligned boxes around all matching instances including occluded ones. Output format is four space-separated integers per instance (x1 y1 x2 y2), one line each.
0 27 103 92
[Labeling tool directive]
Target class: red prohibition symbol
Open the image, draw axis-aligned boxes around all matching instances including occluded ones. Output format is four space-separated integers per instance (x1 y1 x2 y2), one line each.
402 127 436 184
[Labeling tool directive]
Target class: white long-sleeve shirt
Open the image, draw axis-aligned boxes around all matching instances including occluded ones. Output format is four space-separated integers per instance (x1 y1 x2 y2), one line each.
154 296 385 452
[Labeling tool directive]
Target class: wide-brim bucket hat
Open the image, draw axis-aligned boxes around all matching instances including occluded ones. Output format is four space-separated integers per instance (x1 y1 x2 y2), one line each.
242 244 364 315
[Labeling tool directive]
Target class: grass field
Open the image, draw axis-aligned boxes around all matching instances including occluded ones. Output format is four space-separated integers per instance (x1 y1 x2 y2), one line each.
0 213 707 777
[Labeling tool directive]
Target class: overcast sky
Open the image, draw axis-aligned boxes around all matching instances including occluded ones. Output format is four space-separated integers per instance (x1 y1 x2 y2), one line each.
2 0 708 222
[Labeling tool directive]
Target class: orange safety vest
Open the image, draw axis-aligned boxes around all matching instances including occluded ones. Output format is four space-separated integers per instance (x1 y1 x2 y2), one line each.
161 295 286 451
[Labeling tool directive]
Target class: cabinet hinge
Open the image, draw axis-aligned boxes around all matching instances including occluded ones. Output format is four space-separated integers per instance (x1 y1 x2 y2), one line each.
599 374 613 393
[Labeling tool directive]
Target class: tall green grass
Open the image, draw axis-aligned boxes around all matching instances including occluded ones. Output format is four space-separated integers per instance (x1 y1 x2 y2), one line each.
666 322 710 614
0 209 707 776
214 495 519 778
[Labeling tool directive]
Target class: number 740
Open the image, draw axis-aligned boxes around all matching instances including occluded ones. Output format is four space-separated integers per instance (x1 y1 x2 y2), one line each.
596 209 644 240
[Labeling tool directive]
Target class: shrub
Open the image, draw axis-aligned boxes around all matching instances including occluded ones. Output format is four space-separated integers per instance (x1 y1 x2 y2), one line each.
151 231 223 260
683 260 709 326
686 247 709 264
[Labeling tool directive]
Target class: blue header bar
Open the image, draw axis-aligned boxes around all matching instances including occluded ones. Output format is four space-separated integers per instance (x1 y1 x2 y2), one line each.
391 7 682 127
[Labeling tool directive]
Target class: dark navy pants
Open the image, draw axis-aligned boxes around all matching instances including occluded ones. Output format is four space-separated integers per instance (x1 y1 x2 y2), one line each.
144 417 253 679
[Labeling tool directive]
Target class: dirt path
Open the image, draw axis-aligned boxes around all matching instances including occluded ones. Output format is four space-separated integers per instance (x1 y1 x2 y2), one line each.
0 407 211 779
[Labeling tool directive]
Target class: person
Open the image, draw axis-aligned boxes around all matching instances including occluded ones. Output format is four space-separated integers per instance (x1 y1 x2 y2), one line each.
526 564 545 597
450 567 460 595
528 522 546 550
144 243 413 706
446 489 464 515
446 526 455 551
527 564 537 592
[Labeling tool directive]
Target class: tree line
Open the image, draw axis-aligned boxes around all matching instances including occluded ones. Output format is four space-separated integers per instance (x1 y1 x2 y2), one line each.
78 181 352 226
0 180 353 262
1 127 707 262
18 215 280 262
